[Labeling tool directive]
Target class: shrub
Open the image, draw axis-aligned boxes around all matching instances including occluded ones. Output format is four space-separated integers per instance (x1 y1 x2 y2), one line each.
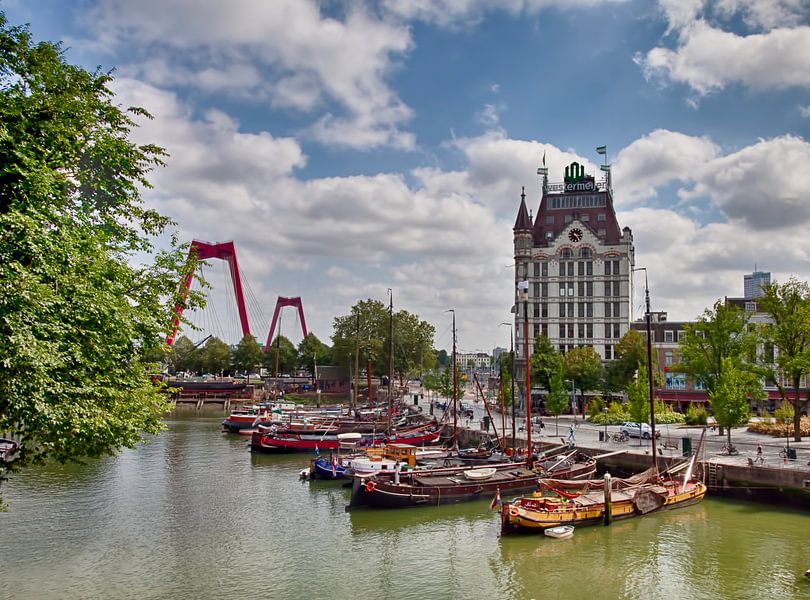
587 395 605 418
685 404 708 426
747 415 810 437
774 403 794 423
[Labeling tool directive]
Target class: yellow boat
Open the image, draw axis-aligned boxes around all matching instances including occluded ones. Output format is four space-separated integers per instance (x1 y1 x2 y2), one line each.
501 468 707 534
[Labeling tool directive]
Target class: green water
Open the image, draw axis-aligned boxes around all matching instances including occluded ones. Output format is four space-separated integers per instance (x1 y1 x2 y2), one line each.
1 412 808 600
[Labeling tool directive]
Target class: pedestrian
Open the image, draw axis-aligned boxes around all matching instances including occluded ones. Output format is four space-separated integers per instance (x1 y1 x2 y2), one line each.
755 443 763 464
567 424 576 448
540 418 545 437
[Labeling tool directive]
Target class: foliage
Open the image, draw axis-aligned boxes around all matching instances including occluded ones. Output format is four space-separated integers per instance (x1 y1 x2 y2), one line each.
589 402 685 425
685 405 708 426
331 298 435 381
436 366 464 401
0 14 204 481
499 351 515 407
587 395 605 418
169 336 202 374
708 358 760 445
674 300 756 394
263 335 297 376
232 335 263 377
747 415 810 437
773 403 794 422
756 279 810 442
604 329 647 392
563 346 603 398
296 333 331 374
530 334 560 391
199 337 231 375
545 366 569 435
626 362 651 427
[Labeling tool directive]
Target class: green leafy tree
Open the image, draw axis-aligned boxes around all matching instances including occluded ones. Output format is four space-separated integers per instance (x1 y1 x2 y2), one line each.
605 329 647 393
626 363 651 445
232 335 263 381
0 15 204 500
199 337 231 375
499 352 515 407
530 334 560 391
170 336 202 375
709 358 762 448
263 335 297 376
296 333 331 375
331 299 435 382
546 366 569 436
563 346 603 416
437 366 464 403
757 279 810 442
435 349 449 368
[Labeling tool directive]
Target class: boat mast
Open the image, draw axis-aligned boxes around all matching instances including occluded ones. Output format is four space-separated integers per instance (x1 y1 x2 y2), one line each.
510 327 516 451
448 308 458 450
387 288 393 433
642 269 658 473
523 294 532 463
353 313 360 412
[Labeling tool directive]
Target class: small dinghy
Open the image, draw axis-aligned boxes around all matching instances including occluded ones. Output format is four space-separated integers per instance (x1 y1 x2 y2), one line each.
463 467 497 480
544 525 574 540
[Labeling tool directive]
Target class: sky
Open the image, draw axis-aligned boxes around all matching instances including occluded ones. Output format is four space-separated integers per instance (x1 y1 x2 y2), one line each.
7 0 810 355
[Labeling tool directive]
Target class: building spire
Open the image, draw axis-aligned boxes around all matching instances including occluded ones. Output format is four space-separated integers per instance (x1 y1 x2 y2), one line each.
513 187 532 230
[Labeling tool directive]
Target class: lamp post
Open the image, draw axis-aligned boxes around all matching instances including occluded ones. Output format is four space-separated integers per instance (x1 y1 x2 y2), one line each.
785 417 791 459
603 406 608 443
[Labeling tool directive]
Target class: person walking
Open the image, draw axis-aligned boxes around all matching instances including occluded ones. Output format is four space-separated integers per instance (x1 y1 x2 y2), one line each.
539 418 545 438
567 424 576 448
754 443 764 465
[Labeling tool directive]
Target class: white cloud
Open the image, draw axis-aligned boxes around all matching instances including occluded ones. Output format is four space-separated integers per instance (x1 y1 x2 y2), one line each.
612 129 720 204
638 21 810 95
86 0 415 149
799 104 810 117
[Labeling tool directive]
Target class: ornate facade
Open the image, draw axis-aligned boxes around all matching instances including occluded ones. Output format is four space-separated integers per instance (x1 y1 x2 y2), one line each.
513 160 634 371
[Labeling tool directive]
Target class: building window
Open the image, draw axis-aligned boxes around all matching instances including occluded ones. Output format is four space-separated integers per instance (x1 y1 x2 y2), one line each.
567 262 575 277
578 281 585 296
541 304 548 318
586 262 592 276
542 323 548 337
560 248 573 258
546 215 554 224
578 325 585 338
582 214 589 222
604 324 611 339
613 302 620 317
598 229 606 238
578 303 585 318
604 261 611 275
559 323 566 338
568 283 574 296
586 302 593 317
612 260 620 274
613 323 620 338
580 248 592 258
542 283 548 297
560 302 566 317
665 351 673 366
598 214 606 222
586 323 593 338
534 303 540 318
604 302 611 317
586 281 593 297
578 261 585 276
568 324 575 338
542 262 548 277
664 330 674 343
677 330 685 341
694 380 706 390
568 302 574 317
605 345 612 360
604 281 612 297
559 285 565 296
534 324 540 338
533 263 540 277
564 214 573 223
533 283 540 297
665 373 687 390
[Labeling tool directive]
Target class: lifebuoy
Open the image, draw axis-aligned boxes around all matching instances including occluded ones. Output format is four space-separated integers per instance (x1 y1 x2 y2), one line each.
508 506 519 517
365 480 377 493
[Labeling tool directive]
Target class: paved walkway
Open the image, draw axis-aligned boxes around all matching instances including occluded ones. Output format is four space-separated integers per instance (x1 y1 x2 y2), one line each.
409 387 810 473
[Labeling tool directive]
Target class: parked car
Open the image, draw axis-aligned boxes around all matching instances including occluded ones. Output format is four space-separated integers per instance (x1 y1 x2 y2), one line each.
620 421 660 439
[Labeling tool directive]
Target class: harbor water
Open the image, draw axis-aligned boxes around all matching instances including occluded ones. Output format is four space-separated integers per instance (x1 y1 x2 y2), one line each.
1 410 809 600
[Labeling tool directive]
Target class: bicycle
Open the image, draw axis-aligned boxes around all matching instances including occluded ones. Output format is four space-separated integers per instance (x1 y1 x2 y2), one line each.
720 442 739 456
612 431 629 443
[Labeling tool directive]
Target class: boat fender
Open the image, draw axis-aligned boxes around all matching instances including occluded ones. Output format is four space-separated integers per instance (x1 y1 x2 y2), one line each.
365 480 377 493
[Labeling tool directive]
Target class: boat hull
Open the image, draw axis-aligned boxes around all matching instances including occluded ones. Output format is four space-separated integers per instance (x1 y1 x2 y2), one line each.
501 480 707 534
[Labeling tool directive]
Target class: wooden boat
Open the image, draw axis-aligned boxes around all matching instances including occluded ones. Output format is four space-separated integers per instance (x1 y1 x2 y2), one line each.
463 468 497 480
544 525 574 539
347 449 596 509
500 468 707 534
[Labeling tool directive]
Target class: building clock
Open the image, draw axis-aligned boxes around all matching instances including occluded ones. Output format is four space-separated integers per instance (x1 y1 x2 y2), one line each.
568 227 583 242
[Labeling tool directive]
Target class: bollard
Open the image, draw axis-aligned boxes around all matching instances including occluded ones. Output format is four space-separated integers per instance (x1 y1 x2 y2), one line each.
604 472 612 526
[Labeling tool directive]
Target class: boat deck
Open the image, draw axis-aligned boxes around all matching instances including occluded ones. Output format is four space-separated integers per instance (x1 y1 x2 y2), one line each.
413 467 535 487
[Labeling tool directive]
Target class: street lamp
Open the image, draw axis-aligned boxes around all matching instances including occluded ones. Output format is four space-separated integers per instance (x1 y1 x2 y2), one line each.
603 406 609 443
785 417 791 459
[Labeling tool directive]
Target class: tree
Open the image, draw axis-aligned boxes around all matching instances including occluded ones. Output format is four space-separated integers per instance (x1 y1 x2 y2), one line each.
563 346 603 417
0 15 203 494
546 366 569 436
263 335 297 376
605 329 647 393
232 335 263 381
757 279 810 442
709 358 761 449
331 298 435 381
530 334 560 391
296 333 330 375
170 336 202 375
199 337 231 375
626 363 651 445
674 300 757 434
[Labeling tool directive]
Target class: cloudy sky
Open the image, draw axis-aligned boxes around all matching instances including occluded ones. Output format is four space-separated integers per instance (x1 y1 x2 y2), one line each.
9 0 810 354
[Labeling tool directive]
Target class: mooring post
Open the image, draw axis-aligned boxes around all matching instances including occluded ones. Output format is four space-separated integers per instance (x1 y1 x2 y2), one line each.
604 472 612 525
